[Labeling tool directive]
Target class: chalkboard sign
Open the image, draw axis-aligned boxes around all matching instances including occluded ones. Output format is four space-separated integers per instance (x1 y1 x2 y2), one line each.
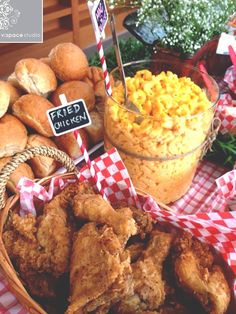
47 98 91 136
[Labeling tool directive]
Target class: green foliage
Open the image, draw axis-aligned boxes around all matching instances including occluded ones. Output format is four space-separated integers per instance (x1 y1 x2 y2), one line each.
89 37 152 71
206 133 236 169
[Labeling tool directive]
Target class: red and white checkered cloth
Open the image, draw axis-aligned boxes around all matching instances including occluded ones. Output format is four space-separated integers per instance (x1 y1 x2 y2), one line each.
1 148 236 313
17 176 77 217
170 160 227 214
225 65 236 94
216 65 236 134
217 94 236 134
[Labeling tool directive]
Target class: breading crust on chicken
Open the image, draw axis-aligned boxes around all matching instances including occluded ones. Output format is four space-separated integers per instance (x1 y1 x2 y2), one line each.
114 231 174 314
3 181 232 314
66 223 133 314
173 232 230 314
3 182 91 297
73 194 137 245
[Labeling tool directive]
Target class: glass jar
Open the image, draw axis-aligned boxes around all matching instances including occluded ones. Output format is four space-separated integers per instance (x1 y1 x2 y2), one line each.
104 60 219 204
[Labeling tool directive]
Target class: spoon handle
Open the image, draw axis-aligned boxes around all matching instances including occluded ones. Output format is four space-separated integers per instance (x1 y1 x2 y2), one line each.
109 13 128 100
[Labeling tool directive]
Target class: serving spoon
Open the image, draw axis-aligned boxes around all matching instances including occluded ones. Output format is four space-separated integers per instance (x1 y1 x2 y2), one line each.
109 13 142 115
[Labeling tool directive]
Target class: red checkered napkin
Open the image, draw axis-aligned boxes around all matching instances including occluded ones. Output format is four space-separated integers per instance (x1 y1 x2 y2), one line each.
216 169 236 211
224 65 236 94
17 148 142 217
170 160 227 214
215 65 236 134
0 272 26 314
17 176 77 217
216 94 236 134
2 148 236 314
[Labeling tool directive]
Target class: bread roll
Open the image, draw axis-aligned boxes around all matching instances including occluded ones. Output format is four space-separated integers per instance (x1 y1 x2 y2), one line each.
3 192 8 204
83 77 94 89
0 114 27 158
27 134 58 178
0 157 34 193
94 75 114 108
49 43 89 82
0 81 10 117
51 81 95 111
54 129 89 159
7 82 23 106
7 72 23 89
94 80 106 102
85 110 104 144
12 94 54 137
40 57 51 67
83 66 104 87
14 58 57 97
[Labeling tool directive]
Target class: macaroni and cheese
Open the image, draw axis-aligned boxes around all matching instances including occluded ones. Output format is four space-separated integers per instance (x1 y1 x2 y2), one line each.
104 69 216 203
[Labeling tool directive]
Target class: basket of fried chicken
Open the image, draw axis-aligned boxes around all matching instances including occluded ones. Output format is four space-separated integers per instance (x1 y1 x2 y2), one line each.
0 146 235 314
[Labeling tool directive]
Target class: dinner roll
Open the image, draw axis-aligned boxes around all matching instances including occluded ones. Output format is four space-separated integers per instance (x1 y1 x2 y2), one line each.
94 75 114 111
85 110 104 144
7 72 23 89
0 157 34 193
0 114 27 158
12 94 54 137
7 81 23 106
83 66 104 87
14 58 57 97
54 129 89 159
0 81 10 117
27 134 58 178
49 43 89 82
3 192 8 204
94 80 106 103
51 81 95 111
39 57 51 67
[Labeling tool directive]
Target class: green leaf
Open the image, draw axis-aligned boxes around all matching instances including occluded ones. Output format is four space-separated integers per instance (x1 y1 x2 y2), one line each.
89 37 152 72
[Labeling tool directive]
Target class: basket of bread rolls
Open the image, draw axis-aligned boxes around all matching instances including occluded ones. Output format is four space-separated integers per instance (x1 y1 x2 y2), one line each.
0 43 108 195
0 144 235 314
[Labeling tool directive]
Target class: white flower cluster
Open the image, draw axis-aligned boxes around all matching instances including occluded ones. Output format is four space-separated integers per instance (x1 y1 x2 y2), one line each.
135 0 236 54
108 0 141 9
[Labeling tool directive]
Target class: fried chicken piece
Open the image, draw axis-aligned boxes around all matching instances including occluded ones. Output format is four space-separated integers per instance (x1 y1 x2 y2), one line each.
113 303 160 314
159 304 192 314
129 206 154 239
66 222 132 314
3 182 86 297
127 242 145 263
20 272 58 298
174 232 230 314
114 204 154 239
115 231 174 313
73 194 137 245
85 250 133 313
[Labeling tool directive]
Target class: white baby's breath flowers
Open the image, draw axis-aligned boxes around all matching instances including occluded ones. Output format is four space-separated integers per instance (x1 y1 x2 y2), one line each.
136 0 235 54
108 0 141 8
109 0 235 55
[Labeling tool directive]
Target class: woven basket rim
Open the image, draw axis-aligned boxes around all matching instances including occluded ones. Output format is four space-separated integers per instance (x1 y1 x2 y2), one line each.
0 172 79 314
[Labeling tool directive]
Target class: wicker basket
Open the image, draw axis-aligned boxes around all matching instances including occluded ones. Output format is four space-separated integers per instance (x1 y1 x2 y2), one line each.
0 145 173 314
0 146 78 314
